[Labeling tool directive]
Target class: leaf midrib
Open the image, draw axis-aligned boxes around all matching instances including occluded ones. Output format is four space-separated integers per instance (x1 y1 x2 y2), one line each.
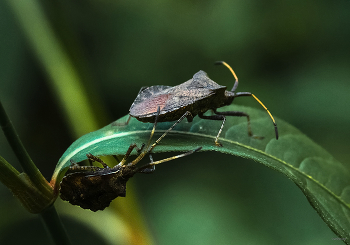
55 128 350 212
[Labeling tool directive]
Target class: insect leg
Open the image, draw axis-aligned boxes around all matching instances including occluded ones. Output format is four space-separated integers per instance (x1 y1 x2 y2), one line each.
213 109 264 140
87 156 93 166
129 106 161 166
68 165 102 173
68 158 101 172
69 157 101 172
137 147 202 172
198 112 227 146
149 111 193 152
69 159 79 167
112 142 145 163
136 143 146 154
138 154 156 173
111 115 131 127
118 143 139 166
87 153 109 168
130 108 199 168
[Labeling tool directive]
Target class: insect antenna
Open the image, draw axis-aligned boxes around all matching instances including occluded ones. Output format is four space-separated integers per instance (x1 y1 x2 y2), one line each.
215 61 239 92
215 61 279 140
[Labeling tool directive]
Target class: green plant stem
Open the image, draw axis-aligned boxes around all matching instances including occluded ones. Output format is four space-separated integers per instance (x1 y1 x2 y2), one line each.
0 100 52 198
0 155 52 213
40 205 72 245
5 0 99 137
6 0 155 243
0 154 21 188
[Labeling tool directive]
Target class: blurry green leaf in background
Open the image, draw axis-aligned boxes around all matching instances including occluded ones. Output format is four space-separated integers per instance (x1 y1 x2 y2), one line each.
1 0 349 244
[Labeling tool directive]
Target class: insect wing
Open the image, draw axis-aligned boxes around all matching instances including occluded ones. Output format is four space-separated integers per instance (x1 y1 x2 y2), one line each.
161 71 225 111
129 71 226 117
130 85 173 117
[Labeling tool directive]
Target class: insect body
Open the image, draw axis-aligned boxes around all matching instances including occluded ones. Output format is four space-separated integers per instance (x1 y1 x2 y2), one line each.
130 62 278 146
60 154 137 211
60 108 201 211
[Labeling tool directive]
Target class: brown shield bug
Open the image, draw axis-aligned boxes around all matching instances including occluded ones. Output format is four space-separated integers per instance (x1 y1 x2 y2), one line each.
129 61 278 146
60 107 201 211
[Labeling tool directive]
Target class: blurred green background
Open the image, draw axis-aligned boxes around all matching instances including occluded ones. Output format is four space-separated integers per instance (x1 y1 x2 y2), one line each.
1 0 349 244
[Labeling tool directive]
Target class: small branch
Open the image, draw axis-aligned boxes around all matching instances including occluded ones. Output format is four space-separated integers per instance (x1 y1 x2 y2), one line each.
0 101 53 197
0 154 21 188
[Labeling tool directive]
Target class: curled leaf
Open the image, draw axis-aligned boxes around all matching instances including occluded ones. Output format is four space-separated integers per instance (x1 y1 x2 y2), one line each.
52 105 350 241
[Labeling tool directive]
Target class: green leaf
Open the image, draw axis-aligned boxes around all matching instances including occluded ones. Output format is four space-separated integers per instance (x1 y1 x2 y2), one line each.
52 104 350 242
